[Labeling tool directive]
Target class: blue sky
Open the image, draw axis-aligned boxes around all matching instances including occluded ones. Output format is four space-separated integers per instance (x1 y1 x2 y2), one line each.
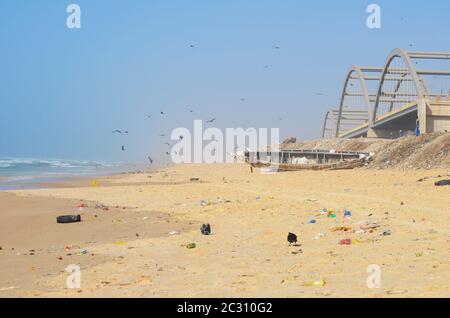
1 0 450 162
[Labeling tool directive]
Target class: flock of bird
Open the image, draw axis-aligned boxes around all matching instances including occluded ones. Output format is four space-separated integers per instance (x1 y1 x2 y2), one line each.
109 43 332 164
112 104 219 164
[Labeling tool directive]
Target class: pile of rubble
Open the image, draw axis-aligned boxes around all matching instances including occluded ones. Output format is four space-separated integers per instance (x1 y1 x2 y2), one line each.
280 132 450 169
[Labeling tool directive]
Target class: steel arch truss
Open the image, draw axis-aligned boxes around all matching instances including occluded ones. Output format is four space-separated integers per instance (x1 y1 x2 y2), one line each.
334 66 383 137
322 109 339 139
373 49 450 121
324 49 450 139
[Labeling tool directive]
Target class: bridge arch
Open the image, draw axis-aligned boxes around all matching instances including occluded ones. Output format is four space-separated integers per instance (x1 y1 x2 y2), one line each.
373 48 426 122
322 109 339 139
335 66 382 137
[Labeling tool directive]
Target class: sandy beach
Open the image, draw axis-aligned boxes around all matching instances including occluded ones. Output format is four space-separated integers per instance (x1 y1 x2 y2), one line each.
0 164 449 298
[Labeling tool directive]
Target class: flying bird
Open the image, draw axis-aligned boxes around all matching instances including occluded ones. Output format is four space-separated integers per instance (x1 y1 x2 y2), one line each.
273 46 280 49
165 151 170 155
159 134 166 137
147 156 153 164
287 232 298 246
189 44 195 48
112 130 122 133
160 111 164 115
179 135 184 140
206 118 216 123
147 115 152 118
121 145 125 151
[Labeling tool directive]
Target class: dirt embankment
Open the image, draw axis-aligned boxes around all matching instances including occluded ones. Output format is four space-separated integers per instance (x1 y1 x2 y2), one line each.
281 132 450 169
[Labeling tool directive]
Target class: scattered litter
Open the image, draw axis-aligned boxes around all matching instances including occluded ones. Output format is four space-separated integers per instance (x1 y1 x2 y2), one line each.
190 178 200 182
91 180 100 187
80 249 88 255
358 220 380 232
92 212 98 218
200 200 213 207
216 198 232 204
343 210 352 218
169 230 179 236
304 278 326 287
57 215 81 224
142 216 149 220
415 252 423 257
255 196 261 201
308 219 317 224
77 203 87 211
304 198 317 203
435 179 450 186
314 233 325 240
114 241 128 246
338 238 352 245
327 212 337 219
331 226 352 232
200 224 211 235
186 243 196 249
382 230 392 236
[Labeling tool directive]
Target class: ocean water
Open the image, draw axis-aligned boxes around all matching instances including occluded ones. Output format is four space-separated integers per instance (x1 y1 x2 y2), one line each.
0 158 127 190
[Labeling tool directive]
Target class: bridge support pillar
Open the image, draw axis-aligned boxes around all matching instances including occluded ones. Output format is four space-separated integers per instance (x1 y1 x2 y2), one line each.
417 98 427 134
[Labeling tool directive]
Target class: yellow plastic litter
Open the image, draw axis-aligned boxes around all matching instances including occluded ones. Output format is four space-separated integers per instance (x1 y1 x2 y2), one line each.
114 241 128 246
91 180 100 187
304 278 326 287
186 243 196 249
330 226 353 232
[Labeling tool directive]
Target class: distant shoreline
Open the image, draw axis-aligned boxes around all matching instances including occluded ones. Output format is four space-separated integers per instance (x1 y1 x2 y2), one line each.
0 160 152 190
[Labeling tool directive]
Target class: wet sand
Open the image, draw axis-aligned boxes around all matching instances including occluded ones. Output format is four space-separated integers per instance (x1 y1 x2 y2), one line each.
0 164 449 297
